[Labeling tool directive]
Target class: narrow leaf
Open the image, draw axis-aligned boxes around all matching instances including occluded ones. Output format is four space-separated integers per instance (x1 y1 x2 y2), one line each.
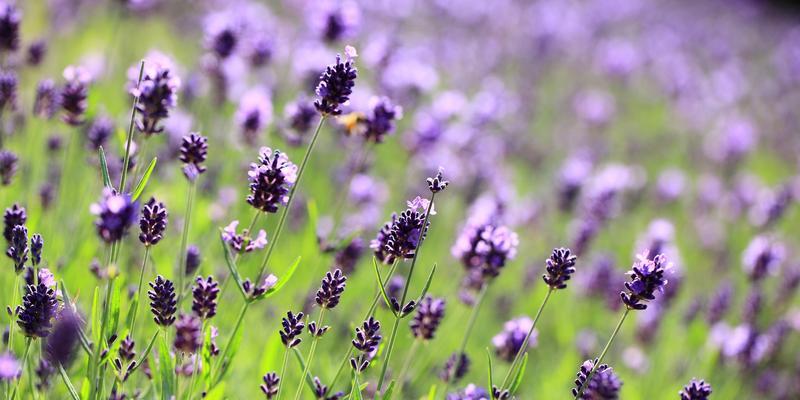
131 157 157 201
91 287 101 343
157 334 175 400
98 146 113 190
509 353 528 395
263 256 301 298
58 364 81 400
380 380 395 400
128 331 158 376
219 232 248 300
485 348 494 396
415 263 437 303
427 385 437 400
291 347 317 395
372 257 396 316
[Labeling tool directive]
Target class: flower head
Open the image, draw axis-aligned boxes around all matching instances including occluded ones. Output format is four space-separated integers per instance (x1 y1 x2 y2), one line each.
742 236 784 282
312 376 343 400
279 311 305 348
410 296 445 340
260 372 280 399
221 220 268 253
191 276 219 320
30 234 43 267
185 245 202 276
3 203 25 245
86 116 114 150
314 47 358 116
148 276 177 327
139 198 168 246
6 225 26 272
0 69 17 111
363 96 402 143
440 352 470 383
173 314 202 354
620 253 671 311
0 3 19 52
132 64 180 135
315 269 347 309
285 97 318 136
446 384 490 400
493 316 536 362
350 317 381 372
60 66 90 126
543 247 577 290
179 132 208 181
452 222 519 280
0 149 17 185
680 378 712 400
236 89 272 145
90 189 139 244
44 310 82 367
247 147 298 213
33 79 58 119
427 167 449 194
572 359 623 400
17 283 58 338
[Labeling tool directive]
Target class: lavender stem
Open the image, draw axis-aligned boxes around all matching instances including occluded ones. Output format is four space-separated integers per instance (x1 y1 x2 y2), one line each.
276 347 289 400
500 287 554 390
176 180 196 305
574 307 630 398
129 246 150 336
293 308 326 400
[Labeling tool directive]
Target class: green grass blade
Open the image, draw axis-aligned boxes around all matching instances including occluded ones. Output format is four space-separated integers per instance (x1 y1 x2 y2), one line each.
485 348 494 395
372 257 396 317
509 353 528 395
131 157 157 201
58 364 81 400
262 256 301 299
98 146 113 190
219 231 248 300
415 263 437 304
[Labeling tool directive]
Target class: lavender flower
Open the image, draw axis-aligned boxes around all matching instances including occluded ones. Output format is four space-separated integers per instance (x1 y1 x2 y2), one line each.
427 167 449 194
247 147 298 213
493 316 536 362
350 317 381 372
410 296 445 340
86 116 114 150
312 376 343 400
742 236 785 282
221 220 268 253
317 2 360 43
90 189 139 244
315 269 346 309
0 69 17 111
26 39 46 66
236 89 272 145
191 276 219 320
34 359 53 389
17 283 58 338
260 372 280 398
452 222 519 279
6 225 27 272
279 311 305 348
248 36 273 67
446 383 488 400
242 274 277 300
363 96 402 143
3 203 25 245
572 359 622 400
173 314 202 354
0 150 17 185
381 198 432 262
284 97 318 136
179 132 208 181
206 22 237 59
706 281 732 324
0 352 19 381
185 245 201 275
314 46 358 116
132 64 180 135
0 3 19 52
679 379 712 400
148 276 177 327
33 79 58 119
60 66 90 126
30 234 42 266
333 237 364 275
620 253 671 311
44 310 82 366
138 198 168 246
440 352 470 382
543 247 578 290
370 213 397 264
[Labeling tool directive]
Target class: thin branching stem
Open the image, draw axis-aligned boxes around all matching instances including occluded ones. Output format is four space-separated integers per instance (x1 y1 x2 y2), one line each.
119 61 145 193
574 307 631 398
276 347 290 400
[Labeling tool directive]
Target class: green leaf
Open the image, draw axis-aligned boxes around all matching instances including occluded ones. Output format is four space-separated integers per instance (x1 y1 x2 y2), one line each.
80 377 91 400
157 333 175 400
219 231 248 300
204 383 226 400
509 353 528 395
485 348 494 395
58 364 81 400
128 331 158 376
380 380 395 400
427 385 437 400
350 370 363 400
258 331 282 373
131 157 157 201
291 347 317 395
262 256 301 299
91 287 101 343
415 263 437 304
372 257 396 316
98 146 113 190
108 279 122 340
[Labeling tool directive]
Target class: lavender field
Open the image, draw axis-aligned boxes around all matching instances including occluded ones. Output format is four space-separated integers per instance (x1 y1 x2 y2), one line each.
0 0 798 399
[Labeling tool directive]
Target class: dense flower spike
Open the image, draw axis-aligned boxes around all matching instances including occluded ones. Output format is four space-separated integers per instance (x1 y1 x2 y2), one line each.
382 198 432 262
410 296 446 340
0 3 19 52
26 39 46 65
173 314 202 354
0 149 17 185
17 283 58 338
350 317 381 372
315 269 346 309
543 248 578 290
260 372 280 399
86 116 114 150
572 359 622 400
44 310 82 367
236 89 272 145
3 203 25 245
620 253 671 310
138 198 168 246
191 275 219 320
30 234 43 266
133 64 180 135
6 225 27 272
33 79 58 119
279 311 305 348
221 220 268 253
148 275 177 327
440 352 470 382
184 245 201 276
452 222 520 280
0 69 17 111
427 167 449 194
314 46 358 116
493 317 536 362
60 65 89 126
0 352 19 381
285 97 318 136
742 236 784 282
312 376 343 400
90 189 139 244
679 378 712 400
364 96 402 143
246 147 298 213
179 132 208 181
370 213 397 264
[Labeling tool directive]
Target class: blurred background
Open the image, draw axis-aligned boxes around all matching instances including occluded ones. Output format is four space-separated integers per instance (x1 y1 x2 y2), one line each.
3 0 800 398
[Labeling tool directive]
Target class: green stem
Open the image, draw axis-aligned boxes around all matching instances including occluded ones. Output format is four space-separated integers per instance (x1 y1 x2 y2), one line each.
119 61 145 193
574 308 631 399
211 301 249 386
176 180 196 305
375 313 401 394
7 274 20 351
293 308 326 400
499 287 554 390
349 370 361 400
329 260 398 391
443 283 490 395
10 338 32 400
129 246 150 337
255 116 326 283
276 348 289 400
392 339 420 400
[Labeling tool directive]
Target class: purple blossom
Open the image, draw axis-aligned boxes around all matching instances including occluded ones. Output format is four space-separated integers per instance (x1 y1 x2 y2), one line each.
90 189 139 244
620 253 672 310
247 147 298 213
221 220 267 253
492 316 536 362
742 236 785 282
0 352 19 381
236 89 272 145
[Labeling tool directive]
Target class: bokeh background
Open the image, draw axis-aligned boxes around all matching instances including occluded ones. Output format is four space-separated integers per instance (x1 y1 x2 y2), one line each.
3 0 800 398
